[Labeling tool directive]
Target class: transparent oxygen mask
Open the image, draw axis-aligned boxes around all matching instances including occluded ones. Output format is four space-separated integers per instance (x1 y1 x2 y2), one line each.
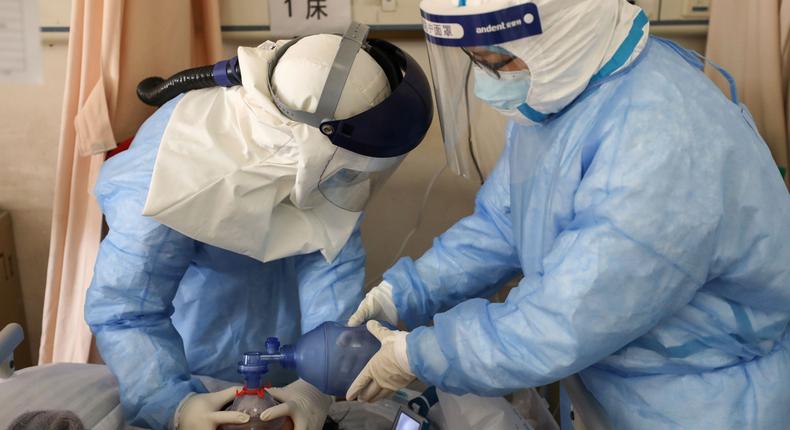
220 352 294 430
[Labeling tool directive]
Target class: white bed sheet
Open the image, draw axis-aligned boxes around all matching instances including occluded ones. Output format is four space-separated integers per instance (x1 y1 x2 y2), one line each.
0 364 550 430
0 363 139 430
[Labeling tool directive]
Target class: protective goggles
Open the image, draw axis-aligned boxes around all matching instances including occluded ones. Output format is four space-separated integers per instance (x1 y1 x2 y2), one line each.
420 0 542 177
268 22 434 211
461 46 519 78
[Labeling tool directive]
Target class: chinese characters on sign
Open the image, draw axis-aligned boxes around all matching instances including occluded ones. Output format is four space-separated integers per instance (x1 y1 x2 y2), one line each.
422 20 463 40
306 0 328 20
270 0 352 37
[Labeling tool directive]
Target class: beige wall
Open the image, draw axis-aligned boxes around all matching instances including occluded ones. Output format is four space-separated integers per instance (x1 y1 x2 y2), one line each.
0 42 66 363
1 31 706 363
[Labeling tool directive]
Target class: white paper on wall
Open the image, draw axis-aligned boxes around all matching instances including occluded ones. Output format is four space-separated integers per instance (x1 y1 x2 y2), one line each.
269 0 352 37
0 0 42 84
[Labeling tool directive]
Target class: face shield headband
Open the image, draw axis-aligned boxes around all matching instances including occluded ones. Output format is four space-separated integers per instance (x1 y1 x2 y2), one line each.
265 23 435 211
268 22 434 159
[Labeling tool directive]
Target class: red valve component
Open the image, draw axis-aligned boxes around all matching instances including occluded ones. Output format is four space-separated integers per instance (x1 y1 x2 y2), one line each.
235 384 272 398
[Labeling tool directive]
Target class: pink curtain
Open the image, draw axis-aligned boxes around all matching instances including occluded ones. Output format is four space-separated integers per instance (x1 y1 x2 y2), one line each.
705 0 790 188
40 0 222 364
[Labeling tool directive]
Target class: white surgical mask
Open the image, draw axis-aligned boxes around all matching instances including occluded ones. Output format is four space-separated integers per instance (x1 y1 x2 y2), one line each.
473 67 539 125
473 67 531 110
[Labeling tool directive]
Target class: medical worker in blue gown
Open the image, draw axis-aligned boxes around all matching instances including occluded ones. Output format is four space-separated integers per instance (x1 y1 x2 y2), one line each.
346 0 790 428
85 26 432 430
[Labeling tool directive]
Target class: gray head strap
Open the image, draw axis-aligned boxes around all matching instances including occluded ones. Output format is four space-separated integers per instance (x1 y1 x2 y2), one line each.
269 22 370 132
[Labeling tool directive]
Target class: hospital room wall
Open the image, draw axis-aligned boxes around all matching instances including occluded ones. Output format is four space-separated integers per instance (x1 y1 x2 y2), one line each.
0 32 706 364
0 41 67 364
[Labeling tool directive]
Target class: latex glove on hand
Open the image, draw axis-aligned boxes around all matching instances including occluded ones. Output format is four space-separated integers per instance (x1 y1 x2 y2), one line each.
259 379 332 430
347 281 398 327
173 387 249 430
346 321 415 402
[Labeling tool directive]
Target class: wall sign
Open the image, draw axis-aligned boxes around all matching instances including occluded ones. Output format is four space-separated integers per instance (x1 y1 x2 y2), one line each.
269 0 353 37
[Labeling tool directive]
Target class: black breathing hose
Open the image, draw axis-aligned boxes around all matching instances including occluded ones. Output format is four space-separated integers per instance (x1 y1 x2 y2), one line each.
137 57 242 107
136 40 399 108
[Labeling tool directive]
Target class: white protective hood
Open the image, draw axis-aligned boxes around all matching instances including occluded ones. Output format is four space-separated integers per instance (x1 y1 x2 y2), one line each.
142 35 390 263
496 0 647 115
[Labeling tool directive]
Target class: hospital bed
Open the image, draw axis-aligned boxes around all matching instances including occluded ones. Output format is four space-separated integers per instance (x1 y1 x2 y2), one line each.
0 323 611 430
0 324 134 429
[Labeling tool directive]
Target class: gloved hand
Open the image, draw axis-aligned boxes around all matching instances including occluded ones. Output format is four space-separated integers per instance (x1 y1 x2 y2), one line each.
346 321 415 402
173 387 249 430
347 281 398 327
259 379 332 430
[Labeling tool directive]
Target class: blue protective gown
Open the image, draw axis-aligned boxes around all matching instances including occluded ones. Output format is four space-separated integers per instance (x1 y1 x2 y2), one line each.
386 38 790 429
84 97 365 430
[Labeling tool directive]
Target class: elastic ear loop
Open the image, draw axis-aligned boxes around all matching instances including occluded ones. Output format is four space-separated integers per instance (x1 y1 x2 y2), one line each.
699 55 739 105
662 39 739 104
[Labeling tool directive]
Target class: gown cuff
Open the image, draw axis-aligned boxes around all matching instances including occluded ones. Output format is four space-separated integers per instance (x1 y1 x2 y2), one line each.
406 326 449 387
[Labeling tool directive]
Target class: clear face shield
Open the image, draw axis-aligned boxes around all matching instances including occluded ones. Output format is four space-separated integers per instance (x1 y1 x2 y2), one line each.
268 22 434 212
419 1 543 177
318 149 405 211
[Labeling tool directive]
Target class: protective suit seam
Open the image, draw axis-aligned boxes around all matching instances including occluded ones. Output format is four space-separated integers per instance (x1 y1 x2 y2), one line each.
598 65 707 288
329 236 366 320
88 310 174 331
433 239 506 294
604 218 703 287
301 268 339 331
474 197 519 258
413 325 452 386
298 228 364 329
480 298 521 363
102 238 187 277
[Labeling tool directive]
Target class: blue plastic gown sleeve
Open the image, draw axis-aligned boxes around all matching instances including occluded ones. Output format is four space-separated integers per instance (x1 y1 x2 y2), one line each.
295 221 366 333
384 152 522 329
407 119 720 395
84 99 207 430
